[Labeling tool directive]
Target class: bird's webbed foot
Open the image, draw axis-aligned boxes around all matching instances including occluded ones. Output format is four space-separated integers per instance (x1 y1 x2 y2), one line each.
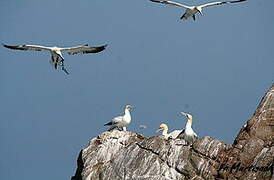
59 60 69 75
117 127 124 131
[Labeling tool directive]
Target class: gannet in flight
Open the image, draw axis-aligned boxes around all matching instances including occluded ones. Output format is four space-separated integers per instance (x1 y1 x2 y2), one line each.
177 112 198 144
156 123 182 139
2 43 107 75
150 0 247 21
104 105 134 131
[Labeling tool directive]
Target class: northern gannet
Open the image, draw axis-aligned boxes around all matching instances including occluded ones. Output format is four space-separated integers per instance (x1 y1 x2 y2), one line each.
156 123 182 139
2 43 107 75
104 105 134 131
177 112 198 144
150 0 247 21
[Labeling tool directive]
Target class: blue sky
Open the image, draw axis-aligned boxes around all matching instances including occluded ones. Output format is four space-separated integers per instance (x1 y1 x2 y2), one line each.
1 0 273 179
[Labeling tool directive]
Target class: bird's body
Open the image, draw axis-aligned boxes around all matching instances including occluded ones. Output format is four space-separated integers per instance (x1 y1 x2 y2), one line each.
177 112 198 144
150 0 247 21
104 105 134 131
169 130 183 139
181 8 199 20
3 43 107 74
157 123 182 139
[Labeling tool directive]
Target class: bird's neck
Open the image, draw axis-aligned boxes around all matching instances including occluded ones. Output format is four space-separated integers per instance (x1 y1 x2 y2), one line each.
124 109 131 117
162 129 168 136
185 120 192 130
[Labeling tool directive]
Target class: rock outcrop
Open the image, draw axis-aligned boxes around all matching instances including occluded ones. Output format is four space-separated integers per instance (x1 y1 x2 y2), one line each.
71 84 274 180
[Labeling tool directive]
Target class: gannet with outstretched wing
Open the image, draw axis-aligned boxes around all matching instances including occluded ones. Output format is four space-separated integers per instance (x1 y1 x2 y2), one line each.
156 123 182 139
104 105 134 131
150 0 247 21
177 112 198 144
3 43 107 74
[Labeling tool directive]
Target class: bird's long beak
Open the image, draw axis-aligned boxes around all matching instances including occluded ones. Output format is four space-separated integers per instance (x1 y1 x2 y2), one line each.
130 106 135 110
156 128 162 133
180 112 189 121
180 112 187 117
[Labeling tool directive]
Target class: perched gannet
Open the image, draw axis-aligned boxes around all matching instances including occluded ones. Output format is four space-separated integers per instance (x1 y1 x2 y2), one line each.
2 43 107 75
156 123 182 139
150 0 247 21
157 123 169 137
177 112 198 144
104 105 134 131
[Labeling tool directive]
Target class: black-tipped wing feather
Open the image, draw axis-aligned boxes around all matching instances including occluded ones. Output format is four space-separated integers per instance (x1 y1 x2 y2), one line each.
104 121 119 126
104 121 113 126
176 129 185 139
61 44 107 55
2 44 52 51
150 0 190 8
199 0 247 8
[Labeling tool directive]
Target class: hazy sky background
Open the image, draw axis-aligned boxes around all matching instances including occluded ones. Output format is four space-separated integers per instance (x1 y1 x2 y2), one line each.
0 0 273 179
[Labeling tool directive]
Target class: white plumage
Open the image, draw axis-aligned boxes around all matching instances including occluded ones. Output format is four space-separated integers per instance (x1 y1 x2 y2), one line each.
156 123 182 139
177 112 198 144
150 0 247 21
104 105 134 131
3 43 107 74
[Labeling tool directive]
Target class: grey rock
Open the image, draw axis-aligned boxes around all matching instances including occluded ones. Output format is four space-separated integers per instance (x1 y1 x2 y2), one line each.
72 84 274 180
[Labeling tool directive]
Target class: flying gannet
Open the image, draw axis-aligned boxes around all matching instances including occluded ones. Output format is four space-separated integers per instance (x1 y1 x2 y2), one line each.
177 112 198 144
156 123 182 139
149 0 247 21
104 105 134 131
2 43 107 75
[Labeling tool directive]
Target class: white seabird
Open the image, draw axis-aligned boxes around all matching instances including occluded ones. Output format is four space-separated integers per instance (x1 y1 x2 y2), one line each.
156 123 182 139
177 112 198 144
104 105 134 131
2 43 107 75
150 0 247 21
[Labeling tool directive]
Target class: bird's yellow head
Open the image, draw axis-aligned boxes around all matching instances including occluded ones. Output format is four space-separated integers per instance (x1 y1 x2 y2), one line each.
158 123 168 131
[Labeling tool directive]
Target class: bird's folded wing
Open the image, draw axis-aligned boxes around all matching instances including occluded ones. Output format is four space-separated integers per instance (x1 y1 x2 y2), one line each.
199 0 246 8
61 44 107 55
169 130 182 139
150 0 189 8
2 44 51 51
176 129 185 139
112 116 123 123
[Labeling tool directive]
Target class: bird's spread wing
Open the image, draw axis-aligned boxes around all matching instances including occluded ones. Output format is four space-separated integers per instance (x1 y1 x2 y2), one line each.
199 0 246 8
61 44 107 55
2 43 52 51
150 0 190 9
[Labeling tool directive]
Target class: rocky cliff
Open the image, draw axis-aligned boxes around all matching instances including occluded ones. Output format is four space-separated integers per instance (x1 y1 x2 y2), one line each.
71 84 274 180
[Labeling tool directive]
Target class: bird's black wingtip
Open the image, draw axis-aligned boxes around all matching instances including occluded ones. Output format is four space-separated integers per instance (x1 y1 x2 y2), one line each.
150 0 161 2
230 0 247 3
2 43 9 48
97 44 108 52
2 43 17 49
104 122 112 126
